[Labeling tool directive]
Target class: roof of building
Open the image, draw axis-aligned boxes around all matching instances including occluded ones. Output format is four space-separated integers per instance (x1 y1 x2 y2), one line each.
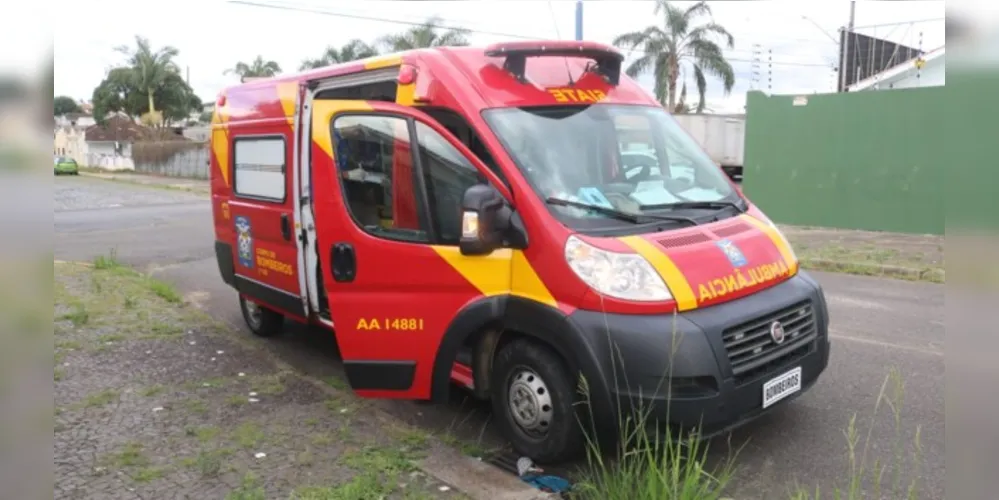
847 45 945 91
84 115 150 142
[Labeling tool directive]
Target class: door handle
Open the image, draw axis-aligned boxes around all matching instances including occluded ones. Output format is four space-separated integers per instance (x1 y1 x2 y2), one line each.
280 214 292 241
331 242 356 283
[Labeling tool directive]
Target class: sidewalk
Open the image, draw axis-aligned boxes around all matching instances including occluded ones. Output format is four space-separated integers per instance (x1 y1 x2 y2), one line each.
77 171 944 283
781 224 944 283
79 170 210 195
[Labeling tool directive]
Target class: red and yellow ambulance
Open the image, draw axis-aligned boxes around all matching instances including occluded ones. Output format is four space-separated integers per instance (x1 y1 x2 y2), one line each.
210 40 830 463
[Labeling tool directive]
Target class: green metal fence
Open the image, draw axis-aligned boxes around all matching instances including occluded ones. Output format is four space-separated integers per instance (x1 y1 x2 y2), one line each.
742 88 945 235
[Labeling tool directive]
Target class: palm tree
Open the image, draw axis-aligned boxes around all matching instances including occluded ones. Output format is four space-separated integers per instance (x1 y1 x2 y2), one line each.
299 39 379 70
226 56 282 80
113 35 180 117
612 0 735 113
379 16 471 51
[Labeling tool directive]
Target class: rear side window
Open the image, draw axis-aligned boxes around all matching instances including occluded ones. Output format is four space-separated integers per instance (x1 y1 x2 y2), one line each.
233 136 286 202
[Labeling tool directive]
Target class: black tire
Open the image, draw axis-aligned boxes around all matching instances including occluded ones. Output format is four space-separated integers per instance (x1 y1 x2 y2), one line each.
239 295 284 337
491 338 585 464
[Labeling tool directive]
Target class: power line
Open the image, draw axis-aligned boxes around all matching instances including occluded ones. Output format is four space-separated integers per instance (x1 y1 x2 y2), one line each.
852 17 944 30
228 0 835 69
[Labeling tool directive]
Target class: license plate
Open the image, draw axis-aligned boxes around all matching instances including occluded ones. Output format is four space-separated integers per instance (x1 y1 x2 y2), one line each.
762 366 802 409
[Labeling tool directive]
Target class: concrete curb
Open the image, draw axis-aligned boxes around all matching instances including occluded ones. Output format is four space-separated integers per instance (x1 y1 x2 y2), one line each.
800 258 945 283
79 171 209 194
418 444 559 500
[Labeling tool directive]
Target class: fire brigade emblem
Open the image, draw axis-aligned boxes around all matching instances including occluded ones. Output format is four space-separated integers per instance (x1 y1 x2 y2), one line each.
235 216 254 268
716 238 747 268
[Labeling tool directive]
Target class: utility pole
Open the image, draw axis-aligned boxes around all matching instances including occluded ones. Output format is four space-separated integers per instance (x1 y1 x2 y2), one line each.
839 0 856 92
575 0 583 41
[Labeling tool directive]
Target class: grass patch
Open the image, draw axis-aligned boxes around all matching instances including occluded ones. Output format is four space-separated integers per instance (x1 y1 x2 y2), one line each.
131 466 165 483
60 304 89 327
227 395 248 407
789 368 923 499
185 425 221 443
181 447 232 477
54 368 65 382
146 279 182 303
55 340 83 350
108 442 148 468
92 249 121 270
340 444 418 474
97 333 126 343
72 389 120 410
226 471 266 500
140 385 165 397
325 375 349 391
184 399 209 414
249 372 287 395
233 422 265 449
290 472 394 500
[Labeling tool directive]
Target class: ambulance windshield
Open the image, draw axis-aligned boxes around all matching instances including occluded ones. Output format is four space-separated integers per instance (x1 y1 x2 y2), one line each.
482 104 741 230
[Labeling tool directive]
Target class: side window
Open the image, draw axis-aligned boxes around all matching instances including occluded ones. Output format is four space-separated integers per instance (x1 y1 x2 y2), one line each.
233 136 287 202
415 121 487 245
332 115 429 243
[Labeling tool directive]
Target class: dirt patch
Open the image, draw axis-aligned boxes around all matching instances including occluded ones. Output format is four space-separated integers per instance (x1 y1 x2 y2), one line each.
780 225 944 283
54 260 469 499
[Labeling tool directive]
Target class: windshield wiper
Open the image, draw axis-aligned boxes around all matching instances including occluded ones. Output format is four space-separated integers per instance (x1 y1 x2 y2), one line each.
546 197 699 226
640 200 746 213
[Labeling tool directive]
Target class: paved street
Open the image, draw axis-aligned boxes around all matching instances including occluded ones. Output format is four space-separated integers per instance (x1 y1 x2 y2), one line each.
55 176 945 499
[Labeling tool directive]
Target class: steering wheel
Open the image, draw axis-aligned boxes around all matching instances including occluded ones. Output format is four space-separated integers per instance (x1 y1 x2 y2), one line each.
617 163 653 183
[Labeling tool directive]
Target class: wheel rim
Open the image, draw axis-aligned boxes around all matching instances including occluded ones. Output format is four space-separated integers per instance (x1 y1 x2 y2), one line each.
507 368 554 437
244 300 263 329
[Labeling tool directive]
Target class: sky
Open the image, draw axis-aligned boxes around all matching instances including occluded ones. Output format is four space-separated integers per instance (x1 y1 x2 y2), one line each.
42 0 946 113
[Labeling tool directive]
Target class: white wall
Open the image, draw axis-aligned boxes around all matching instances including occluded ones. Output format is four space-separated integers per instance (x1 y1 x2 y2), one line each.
85 142 135 171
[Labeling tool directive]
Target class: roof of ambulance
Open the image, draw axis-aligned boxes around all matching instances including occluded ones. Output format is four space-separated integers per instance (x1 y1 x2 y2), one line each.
222 44 659 110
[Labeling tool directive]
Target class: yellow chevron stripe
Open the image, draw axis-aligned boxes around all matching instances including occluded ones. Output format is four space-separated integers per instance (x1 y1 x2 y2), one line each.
740 214 799 275
430 247 557 308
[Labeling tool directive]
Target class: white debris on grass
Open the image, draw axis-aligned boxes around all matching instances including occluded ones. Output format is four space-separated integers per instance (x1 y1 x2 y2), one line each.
238 372 245 377
438 486 451 492
248 398 260 403
248 392 257 397
152 407 164 412
254 452 266 459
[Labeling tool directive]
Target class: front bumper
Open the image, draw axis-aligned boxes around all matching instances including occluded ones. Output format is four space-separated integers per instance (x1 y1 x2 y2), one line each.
568 271 831 438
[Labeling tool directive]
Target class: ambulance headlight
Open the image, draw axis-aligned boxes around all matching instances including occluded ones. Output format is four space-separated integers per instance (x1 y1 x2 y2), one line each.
564 235 672 302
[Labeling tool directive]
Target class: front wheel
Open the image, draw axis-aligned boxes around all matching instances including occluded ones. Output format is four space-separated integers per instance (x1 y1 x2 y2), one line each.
239 295 284 337
491 338 585 464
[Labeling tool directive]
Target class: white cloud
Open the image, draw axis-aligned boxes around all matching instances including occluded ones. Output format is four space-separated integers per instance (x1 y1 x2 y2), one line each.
53 0 944 111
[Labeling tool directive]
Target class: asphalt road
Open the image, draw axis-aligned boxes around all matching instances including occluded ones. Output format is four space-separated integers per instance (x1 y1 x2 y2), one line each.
54 176 945 499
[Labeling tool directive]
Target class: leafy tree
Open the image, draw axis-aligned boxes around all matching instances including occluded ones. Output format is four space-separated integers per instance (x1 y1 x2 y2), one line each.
299 39 379 70
54 96 81 116
226 56 282 79
113 35 182 122
379 16 471 51
91 45 200 127
612 0 735 113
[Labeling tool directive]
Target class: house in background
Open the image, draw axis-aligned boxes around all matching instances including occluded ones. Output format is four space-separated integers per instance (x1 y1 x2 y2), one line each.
53 126 88 164
847 46 945 91
55 112 96 129
82 114 150 170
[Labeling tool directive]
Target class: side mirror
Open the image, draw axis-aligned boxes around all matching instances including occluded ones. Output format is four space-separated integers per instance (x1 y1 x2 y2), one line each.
459 184 519 256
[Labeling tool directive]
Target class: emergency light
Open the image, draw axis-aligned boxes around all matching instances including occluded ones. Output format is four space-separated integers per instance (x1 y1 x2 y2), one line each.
484 40 624 85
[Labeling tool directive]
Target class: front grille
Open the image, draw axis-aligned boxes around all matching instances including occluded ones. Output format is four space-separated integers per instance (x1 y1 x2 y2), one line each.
722 300 817 385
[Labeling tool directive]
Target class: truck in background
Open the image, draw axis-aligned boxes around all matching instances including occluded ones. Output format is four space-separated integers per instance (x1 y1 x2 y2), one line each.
671 113 746 182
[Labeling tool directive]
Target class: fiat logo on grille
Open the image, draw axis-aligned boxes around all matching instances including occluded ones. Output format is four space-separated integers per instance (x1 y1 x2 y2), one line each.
770 321 786 344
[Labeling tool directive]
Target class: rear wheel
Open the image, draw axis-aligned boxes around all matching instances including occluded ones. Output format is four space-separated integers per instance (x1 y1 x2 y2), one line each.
491 338 585 464
239 295 284 337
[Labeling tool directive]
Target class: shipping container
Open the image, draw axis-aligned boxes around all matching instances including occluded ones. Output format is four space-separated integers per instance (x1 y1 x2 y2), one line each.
671 113 746 181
